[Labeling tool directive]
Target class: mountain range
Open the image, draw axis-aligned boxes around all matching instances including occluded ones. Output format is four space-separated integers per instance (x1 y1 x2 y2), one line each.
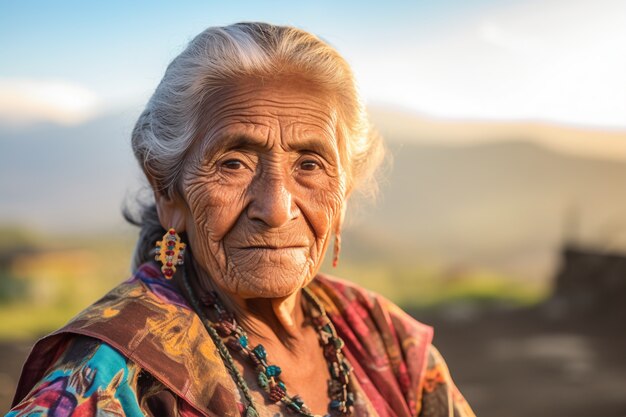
3 108 626 281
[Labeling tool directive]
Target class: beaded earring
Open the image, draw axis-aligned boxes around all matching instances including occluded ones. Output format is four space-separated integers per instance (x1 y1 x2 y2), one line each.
332 232 341 268
155 228 186 279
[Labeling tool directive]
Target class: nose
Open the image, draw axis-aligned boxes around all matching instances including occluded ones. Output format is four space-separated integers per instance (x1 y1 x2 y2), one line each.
247 176 298 228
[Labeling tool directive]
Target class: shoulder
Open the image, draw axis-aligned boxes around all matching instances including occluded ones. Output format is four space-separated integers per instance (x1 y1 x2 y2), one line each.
418 344 476 417
311 273 434 377
312 274 476 416
53 261 193 364
7 336 145 417
313 272 434 338
312 275 473 417
8 263 195 415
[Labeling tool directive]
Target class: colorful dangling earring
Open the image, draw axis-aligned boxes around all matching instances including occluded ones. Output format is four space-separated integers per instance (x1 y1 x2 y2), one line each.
332 232 341 268
155 228 186 279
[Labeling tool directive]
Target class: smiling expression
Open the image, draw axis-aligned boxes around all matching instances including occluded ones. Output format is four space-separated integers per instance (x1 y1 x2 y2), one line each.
170 79 347 299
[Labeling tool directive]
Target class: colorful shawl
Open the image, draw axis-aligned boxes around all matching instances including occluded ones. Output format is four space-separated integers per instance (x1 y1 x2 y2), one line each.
8 263 473 417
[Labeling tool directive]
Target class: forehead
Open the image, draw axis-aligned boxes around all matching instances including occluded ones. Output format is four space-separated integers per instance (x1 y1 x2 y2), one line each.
196 78 339 150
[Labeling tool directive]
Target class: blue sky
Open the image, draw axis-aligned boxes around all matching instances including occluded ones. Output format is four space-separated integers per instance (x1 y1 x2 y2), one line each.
0 0 484 99
1 0 625 129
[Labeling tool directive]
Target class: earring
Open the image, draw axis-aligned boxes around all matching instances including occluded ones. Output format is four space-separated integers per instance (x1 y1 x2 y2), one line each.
155 228 186 279
332 233 341 268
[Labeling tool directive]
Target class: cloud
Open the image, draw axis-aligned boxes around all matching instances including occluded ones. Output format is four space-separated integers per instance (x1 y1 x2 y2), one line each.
478 21 541 52
354 0 626 130
0 79 100 126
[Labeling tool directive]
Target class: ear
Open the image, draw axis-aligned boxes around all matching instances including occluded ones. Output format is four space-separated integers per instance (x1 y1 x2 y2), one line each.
146 170 188 232
154 190 188 233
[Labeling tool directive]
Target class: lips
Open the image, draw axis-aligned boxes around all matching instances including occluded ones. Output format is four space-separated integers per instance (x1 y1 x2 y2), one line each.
239 245 307 250
229 245 309 264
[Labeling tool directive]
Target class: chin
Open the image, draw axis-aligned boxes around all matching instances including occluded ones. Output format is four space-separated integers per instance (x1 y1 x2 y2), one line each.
225 261 314 299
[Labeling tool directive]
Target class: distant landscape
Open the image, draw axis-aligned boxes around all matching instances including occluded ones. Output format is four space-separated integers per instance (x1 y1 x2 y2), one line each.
2 106 626 337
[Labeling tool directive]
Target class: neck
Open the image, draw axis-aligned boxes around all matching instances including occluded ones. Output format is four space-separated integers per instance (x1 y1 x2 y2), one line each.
180 261 308 346
238 293 307 342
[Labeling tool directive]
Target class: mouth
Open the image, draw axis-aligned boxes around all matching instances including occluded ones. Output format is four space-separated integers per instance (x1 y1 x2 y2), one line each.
238 245 307 250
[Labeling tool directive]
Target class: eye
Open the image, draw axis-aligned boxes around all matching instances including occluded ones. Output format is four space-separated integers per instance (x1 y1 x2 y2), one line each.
299 159 321 171
221 159 245 170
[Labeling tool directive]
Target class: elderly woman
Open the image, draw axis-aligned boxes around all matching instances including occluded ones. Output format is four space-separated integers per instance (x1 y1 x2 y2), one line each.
7 23 474 417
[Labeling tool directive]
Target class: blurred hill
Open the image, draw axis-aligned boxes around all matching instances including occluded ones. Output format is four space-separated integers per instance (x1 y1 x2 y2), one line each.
3 107 626 285
0 110 143 233
347 139 626 281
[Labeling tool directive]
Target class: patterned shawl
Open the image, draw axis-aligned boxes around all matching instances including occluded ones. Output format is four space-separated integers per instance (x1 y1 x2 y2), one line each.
12 262 433 417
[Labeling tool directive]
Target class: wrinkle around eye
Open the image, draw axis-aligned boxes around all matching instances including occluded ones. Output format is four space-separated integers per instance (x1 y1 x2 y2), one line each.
215 151 257 175
221 159 246 170
294 153 344 180
298 159 322 172
293 158 323 178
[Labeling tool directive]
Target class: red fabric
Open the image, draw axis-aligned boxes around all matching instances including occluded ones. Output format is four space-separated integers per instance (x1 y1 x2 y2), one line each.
312 275 433 417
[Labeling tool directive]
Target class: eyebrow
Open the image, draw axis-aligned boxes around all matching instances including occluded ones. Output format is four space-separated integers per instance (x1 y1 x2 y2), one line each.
203 132 338 161
224 134 268 151
286 137 337 159
199 133 259 160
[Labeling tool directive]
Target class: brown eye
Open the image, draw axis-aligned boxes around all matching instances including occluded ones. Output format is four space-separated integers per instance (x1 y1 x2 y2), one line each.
222 159 244 170
300 159 320 171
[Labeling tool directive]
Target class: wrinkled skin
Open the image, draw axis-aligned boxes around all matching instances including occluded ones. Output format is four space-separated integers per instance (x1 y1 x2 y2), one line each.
160 78 347 297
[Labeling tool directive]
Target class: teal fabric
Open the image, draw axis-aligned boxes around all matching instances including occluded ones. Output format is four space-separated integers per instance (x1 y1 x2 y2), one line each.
7 338 144 417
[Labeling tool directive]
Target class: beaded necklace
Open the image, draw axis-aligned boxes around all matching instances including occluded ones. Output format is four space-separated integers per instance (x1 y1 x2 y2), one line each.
181 271 354 417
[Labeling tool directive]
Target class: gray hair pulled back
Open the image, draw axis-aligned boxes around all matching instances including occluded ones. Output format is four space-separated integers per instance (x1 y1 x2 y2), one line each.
126 22 384 270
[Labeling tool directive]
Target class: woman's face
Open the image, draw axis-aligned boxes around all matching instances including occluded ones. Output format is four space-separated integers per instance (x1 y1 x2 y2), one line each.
169 79 347 299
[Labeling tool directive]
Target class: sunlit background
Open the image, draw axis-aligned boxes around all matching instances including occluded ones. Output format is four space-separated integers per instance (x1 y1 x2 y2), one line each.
2 1 626 416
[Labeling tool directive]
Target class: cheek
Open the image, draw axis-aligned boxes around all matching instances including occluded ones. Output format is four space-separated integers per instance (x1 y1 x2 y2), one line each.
183 172 248 247
299 177 346 240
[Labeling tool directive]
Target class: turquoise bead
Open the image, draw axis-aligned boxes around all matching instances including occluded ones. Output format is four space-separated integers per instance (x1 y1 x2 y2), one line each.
266 365 282 377
239 335 248 348
257 372 269 388
253 344 267 360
